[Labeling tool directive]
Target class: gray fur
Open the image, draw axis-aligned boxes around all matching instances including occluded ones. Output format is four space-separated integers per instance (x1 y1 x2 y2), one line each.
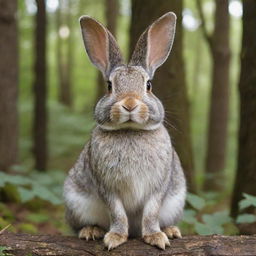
64 12 186 248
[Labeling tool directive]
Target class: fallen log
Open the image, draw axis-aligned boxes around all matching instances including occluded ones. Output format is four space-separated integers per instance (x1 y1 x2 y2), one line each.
0 232 256 256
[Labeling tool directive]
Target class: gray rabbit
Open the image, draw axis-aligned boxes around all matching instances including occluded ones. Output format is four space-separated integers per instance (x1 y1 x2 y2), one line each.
63 12 186 250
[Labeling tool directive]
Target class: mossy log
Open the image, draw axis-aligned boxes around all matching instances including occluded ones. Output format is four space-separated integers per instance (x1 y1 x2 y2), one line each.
1 232 256 256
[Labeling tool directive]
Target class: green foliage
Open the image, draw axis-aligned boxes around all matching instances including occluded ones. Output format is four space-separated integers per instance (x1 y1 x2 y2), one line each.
17 223 37 234
182 192 256 235
239 193 256 210
236 214 256 224
186 193 206 210
0 246 12 256
234 193 256 224
25 213 49 223
182 193 235 235
0 171 64 205
195 211 232 235
0 204 14 221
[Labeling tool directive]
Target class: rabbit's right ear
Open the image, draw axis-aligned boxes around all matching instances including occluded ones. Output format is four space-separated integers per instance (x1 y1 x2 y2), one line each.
80 16 123 78
130 12 176 78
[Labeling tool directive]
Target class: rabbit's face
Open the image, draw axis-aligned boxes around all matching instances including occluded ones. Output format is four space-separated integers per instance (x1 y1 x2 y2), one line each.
94 66 164 130
80 12 176 130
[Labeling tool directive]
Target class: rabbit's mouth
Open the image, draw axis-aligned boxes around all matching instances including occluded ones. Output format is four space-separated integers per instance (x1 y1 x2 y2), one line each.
99 119 161 131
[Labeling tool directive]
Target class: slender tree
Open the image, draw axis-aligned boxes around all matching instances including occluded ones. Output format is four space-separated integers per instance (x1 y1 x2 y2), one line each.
95 0 119 102
130 0 195 191
56 0 73 107
196 0 231 191
33 0 48 171
0 0 19 172
231 0 256 234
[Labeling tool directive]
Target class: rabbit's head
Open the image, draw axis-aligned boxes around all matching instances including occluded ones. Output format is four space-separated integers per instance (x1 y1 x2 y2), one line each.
80 12 176 130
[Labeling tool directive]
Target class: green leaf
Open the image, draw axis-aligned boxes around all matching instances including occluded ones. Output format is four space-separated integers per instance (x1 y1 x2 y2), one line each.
0 172 32 187
17 187 35 202
183 209 197 224
0 246 12 256
195 222 224 235
236 214 256 224
202 211 232 226
31 185 62 205
26 213 49 223
186 193 206 210
0 171 62 205
239 193 256 210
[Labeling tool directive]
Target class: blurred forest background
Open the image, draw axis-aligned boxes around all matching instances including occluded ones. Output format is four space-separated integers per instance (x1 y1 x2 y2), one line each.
0 0 256 237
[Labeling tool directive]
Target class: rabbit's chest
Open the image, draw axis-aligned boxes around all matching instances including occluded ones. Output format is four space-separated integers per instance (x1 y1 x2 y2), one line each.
90 128 172 211
97 148 166 210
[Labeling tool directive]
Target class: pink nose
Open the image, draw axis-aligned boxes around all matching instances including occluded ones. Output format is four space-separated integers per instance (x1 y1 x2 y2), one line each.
122 105 138 112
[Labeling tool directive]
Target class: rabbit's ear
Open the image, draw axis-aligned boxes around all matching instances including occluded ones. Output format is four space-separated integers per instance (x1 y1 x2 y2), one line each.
80 16 123 78
130 12 176 78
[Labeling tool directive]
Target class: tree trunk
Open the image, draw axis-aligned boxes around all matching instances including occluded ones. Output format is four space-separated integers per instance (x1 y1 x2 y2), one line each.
56 0 72 107
95 0 119 102
66 0 73 106
201 0 231 191
130 0 195 192
231 0 256 234
1 233 256 256
0 0 19 172
33 0 48 171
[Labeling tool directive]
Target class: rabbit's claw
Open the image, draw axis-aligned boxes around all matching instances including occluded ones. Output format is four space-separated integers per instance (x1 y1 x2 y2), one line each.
104 232 128 250
143 231 170 250
79 226 105 241
163 226 182 239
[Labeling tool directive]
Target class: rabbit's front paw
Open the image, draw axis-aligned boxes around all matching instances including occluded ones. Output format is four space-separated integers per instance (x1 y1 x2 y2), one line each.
143 231 170 250
79 226 105 241
163 226 182 239
104 232 128 250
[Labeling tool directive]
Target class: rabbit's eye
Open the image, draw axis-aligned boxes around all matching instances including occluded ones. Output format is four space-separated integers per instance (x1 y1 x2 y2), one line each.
146 80 152 91
107 81 112 92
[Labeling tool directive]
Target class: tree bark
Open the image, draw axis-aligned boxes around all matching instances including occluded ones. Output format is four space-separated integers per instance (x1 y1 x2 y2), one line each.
1 233 256 256
231 0 256 233
56 0 72 107
95 0 119 102
130 0 195 192
33 0 48 171
0 0 18 172
197 0 231 191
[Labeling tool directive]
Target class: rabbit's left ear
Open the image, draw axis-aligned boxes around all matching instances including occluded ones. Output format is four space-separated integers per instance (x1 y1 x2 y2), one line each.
130 12 176 78
80 16 123 78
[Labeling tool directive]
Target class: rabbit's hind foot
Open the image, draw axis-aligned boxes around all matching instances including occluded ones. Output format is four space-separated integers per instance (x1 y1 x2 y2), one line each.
79 225 105 241
104 232 128 251
143 231 170 250
162 226 182 239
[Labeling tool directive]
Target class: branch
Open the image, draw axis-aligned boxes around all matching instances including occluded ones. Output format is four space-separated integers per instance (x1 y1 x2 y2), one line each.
196 0 213 49
1 232 256 256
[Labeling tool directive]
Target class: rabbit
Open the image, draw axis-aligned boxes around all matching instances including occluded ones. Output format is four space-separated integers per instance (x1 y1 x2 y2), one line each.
63 12 186 250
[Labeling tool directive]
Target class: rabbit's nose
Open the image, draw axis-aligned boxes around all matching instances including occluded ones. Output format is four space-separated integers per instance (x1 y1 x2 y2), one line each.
122 105 138 112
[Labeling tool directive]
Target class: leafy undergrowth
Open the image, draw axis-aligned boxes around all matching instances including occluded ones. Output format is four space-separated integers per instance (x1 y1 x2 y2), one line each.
0 170 69 235
180 192 256 235
1 170 256 236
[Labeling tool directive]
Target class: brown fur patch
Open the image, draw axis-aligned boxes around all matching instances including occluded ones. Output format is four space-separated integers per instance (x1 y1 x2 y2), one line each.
122 97 138 111
139 104 149 120
110 104 121 122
